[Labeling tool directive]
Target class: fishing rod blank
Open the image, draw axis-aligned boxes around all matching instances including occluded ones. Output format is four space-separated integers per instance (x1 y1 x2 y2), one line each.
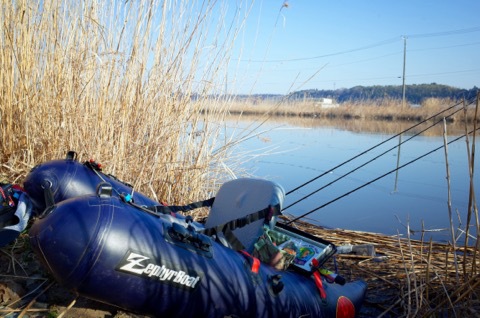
285 128 479 225
282 106 465 211
285 99 473 196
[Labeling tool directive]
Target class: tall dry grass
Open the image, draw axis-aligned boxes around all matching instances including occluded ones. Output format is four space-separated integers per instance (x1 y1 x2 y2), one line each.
0 0 250 203
221 96 478 125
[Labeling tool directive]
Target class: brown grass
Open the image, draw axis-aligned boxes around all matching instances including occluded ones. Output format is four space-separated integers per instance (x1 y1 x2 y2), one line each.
218 97 478 128
0 0 249 203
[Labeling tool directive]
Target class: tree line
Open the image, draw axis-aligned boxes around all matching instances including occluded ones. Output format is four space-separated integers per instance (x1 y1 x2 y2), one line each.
289 83 478 104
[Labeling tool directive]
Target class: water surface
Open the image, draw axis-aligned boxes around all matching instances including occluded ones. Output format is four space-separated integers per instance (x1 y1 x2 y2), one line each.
227 118 479 244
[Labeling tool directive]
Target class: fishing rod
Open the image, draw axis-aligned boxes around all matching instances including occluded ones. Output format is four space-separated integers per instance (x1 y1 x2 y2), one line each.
284 127 480 225
282 106 465 211
284 98 474 197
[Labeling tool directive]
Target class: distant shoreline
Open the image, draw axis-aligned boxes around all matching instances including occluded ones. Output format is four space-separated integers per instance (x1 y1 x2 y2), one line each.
209 97 479 125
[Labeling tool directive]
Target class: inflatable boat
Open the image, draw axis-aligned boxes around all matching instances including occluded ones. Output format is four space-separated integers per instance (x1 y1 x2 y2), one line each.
24 153 367 317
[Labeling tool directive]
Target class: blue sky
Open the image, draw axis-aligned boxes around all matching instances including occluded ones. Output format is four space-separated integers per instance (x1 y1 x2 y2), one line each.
227 0 480 94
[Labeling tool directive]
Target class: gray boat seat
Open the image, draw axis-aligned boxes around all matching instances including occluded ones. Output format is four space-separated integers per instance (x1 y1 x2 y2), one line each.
205 178 285 252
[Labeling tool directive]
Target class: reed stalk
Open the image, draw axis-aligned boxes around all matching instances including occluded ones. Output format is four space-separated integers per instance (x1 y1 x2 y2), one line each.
462 94 479 276
443 118 460 282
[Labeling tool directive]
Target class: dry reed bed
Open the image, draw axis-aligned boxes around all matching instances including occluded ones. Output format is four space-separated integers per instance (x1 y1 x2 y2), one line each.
0 1 249 203
291 219 480 317
224 113 468 137
219 97 479 125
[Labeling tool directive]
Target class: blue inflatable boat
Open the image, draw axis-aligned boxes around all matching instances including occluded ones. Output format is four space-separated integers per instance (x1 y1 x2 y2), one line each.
25 153 367 317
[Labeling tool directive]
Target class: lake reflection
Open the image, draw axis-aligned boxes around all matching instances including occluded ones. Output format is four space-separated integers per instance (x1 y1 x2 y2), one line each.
228 117 479 244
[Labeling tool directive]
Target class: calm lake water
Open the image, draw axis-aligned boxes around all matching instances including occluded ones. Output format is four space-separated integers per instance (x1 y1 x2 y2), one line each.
225 118 479 244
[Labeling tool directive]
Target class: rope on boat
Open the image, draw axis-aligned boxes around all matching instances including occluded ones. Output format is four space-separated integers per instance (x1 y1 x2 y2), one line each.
284 98 474 197
285 127 480 225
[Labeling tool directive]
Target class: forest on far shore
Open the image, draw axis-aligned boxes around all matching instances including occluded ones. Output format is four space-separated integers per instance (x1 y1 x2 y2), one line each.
233 83 478 104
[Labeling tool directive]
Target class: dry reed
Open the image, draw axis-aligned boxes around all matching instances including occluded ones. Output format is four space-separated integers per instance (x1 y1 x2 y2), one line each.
0 0 250 203
218 96 478 126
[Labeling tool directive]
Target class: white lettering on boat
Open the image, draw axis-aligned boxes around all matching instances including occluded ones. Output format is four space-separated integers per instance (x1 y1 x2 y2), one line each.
117 252 201 290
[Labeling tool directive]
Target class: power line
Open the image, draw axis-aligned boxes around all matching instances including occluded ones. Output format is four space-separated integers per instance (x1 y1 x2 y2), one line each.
241 37 400 63
238 26 480 64
409 41 480 52
252 69 480 87
234 40 480 75
406 26 480 38
406 68 480 78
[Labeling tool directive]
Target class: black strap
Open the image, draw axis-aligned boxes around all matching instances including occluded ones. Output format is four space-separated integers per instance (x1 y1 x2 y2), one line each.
147 197 215 215
220 204 280 233
202 204 282 247
222 227 245 250
119 194 164 218
82 156 214 215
